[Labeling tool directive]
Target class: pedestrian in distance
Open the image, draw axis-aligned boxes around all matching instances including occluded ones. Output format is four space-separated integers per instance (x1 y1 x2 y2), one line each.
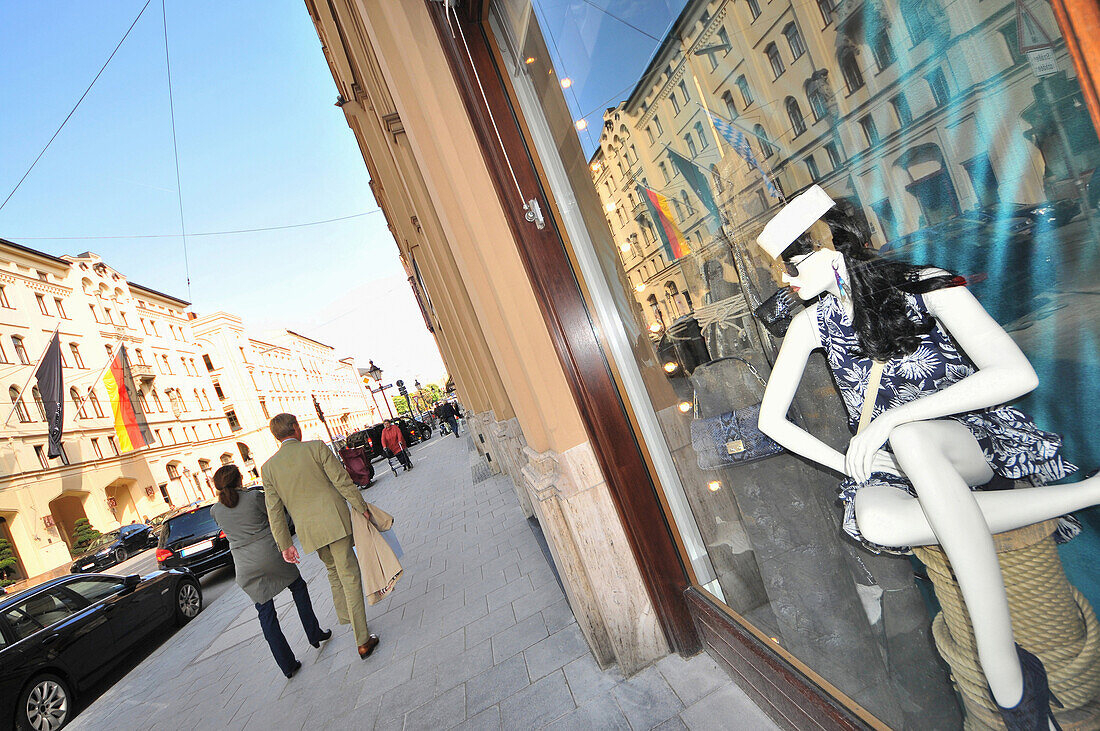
437 400 461 438
260 413 380 660
210 464 331 679
381 419 413 470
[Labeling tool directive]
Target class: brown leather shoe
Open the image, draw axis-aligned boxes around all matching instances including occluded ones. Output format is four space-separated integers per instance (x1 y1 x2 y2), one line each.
358 634 380 659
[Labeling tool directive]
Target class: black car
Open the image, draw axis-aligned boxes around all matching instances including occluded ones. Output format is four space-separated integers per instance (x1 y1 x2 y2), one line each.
155 504 232 576
0 570 201 730
69 524 157 574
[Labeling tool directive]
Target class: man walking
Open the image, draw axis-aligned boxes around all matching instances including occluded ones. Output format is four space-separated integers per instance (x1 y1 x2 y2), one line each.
437 400 461 438
261 413 380 659
380 420 413 471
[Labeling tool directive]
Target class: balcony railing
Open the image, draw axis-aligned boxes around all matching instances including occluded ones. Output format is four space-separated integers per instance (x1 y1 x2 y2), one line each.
130 363 155 384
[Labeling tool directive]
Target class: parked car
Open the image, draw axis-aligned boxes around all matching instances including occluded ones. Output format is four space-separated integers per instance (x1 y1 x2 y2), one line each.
0 570 201 730
155 505 232 576
68 524 157 574
399 416 431 444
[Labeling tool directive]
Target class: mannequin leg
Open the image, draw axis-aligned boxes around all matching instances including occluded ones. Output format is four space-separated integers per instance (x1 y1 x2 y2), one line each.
873 420 1023 706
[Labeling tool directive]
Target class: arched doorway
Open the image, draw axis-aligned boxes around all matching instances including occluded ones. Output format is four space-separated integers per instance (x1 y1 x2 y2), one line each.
893 143 960 227
237 442 258 480
105 480 140 525
0 513 28 583
48 493 91 555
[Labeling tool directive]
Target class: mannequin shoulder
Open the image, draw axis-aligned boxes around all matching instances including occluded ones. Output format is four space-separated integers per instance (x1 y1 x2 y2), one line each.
782 304 822 349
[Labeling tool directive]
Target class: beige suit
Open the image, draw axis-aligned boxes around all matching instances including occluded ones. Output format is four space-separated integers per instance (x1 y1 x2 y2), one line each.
261 439 372 644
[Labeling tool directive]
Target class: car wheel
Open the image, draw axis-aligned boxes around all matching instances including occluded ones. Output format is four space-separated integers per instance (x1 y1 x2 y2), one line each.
175 579 202 626
114 547 128 564
16 673 71 731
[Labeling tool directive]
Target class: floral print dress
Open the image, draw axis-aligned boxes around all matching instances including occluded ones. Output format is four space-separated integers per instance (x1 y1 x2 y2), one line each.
815 292 1078 553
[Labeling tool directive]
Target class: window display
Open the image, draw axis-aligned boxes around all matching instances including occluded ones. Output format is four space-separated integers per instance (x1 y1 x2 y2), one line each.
487 0 1100 726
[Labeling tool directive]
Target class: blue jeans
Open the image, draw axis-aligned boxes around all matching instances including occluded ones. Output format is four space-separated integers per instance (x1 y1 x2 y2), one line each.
443 416 459 437
255 576 324 675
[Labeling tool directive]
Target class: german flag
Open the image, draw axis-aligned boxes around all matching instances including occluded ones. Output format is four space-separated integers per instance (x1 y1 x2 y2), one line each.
638 185 690 261
102 346 153 452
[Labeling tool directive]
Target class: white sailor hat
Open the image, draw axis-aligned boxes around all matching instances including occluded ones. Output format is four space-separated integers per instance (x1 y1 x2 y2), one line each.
756 184 836 259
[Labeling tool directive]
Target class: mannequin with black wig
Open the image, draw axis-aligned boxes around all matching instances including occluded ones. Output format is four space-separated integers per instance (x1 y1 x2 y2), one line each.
757 187 1100 731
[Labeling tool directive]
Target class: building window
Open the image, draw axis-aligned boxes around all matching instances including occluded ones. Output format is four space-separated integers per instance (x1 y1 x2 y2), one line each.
670 93 680 114
202 390 212 410
166 463 179 479
694 122 708 149
684 133 697 157
859 114 881 146
717 27 731 50
32 387 46 421
12 336 29 365
118 311 128 327
69 343 84 369
54 298 67 319
646 126 655 143
88 391 104 418
736 76 753 107
103 308 113 324
91 439 103 459
872 32 896 70
90 305 101 324
890 93 913 126
927 68 950 107
167 428 176 444
0 339 7 364
745 0 760 20
678 80 690 104
35 294 49 316
260 399 270 420
653 115 663 135
152 390 164 412
226 410 242 432
155 429 162 445
34 445 49 469
722 91 737 120
754 125 774 159
671 199 684 222
805 154 821 180
135 348 146 365
9 386 30 423
659 161 671 184
138 391 149 414
840 51 864 93
161 355 173 374
808 86 829 121
817 0 835 25
824 141 843 169
107 436 119 455
787 97 807 136
904 0 941 45
0 285 9 308
203 354 215 371
765 43 785 79
784 23 806 60
680 190 694 216
72 388 88 419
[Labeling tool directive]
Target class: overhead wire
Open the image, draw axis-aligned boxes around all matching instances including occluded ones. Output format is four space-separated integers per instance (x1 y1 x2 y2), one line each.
161 0 191 300
0 0 154 215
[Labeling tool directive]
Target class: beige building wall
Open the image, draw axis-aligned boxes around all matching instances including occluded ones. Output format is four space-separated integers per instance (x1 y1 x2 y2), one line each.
302 0 670 674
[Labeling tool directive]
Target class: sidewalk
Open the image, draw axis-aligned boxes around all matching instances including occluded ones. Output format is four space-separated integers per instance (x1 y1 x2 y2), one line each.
71 434 778 731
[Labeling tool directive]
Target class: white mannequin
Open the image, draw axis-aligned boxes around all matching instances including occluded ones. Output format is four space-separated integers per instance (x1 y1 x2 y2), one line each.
755 192 1099 726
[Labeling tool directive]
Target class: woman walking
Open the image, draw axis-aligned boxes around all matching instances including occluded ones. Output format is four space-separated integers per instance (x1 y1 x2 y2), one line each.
210 465 331 678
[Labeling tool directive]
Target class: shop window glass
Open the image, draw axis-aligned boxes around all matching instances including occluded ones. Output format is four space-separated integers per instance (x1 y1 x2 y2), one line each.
488 1 1100 726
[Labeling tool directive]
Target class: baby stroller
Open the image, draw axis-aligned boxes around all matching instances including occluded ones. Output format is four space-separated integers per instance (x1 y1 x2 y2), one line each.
338 445 375 487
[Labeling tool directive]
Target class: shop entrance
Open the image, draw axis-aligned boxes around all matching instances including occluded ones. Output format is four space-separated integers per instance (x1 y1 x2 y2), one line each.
48 492 91 554
0 514 28 583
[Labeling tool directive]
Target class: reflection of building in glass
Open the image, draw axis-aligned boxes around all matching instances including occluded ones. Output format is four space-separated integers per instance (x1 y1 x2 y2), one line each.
591 0 1099 281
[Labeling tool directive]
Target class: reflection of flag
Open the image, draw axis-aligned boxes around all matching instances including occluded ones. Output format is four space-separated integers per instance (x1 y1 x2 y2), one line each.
102 346 153 452
638 185 690 260
666 148 720 223
707 111 779 198
35 331 64 459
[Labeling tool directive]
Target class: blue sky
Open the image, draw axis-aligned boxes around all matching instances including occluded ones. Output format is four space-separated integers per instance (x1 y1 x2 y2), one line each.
0 0 446 385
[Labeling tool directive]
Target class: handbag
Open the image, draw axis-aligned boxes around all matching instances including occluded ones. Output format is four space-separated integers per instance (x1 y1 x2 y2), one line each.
753 287 799 338
689 357 784 470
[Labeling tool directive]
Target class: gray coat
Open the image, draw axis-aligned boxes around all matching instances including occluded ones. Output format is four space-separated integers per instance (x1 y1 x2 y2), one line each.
210 489 301 605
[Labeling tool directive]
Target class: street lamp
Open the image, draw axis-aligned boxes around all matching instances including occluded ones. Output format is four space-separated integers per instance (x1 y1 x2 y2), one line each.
364 360 395 420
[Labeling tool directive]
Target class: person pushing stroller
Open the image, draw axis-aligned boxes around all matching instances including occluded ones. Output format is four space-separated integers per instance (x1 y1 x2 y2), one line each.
381 420 413 471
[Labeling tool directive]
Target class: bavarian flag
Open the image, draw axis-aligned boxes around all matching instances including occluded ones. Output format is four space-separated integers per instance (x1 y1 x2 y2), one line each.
638 185 690 261
102 345 153 452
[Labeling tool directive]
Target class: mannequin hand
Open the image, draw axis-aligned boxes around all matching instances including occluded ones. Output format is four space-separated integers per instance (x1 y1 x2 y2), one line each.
282 546 300 564
846 414 900 483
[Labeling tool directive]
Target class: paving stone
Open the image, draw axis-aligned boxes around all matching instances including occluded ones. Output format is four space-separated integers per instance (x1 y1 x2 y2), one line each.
543 690 630 731
562 654 624 706
653 716 690 731
611 665 684 730
412 628 467 676
465 652 531 716
523 624 589 681
541 599 576 636
656 652 728 707
680 685 779 731
404 683 466 731
498 669 575 731
490 612 548 663
511 581 565 622
465 606 516 649
451 705 502 731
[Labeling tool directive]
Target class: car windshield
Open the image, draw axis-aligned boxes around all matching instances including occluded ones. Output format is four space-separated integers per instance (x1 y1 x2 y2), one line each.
164 506 218 542
86 530 121 552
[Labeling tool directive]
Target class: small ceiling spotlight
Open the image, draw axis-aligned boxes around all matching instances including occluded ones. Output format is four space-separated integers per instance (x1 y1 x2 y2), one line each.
678 401 692 413
707 480 722 492
663 362 678 373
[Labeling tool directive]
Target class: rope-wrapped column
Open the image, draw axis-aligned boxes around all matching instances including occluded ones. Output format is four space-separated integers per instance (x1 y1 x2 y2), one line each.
913 520 1100 730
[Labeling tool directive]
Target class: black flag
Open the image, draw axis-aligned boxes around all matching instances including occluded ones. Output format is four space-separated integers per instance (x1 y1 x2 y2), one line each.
35 332 64 459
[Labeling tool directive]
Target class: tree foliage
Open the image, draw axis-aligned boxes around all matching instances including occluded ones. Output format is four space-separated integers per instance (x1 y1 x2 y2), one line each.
71 518 101 553
392 395 410 415
0 537 18 584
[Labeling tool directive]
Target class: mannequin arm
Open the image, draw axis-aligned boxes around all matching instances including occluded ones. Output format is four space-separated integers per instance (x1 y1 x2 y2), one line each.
759 308 848 476
845 285 1038 480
